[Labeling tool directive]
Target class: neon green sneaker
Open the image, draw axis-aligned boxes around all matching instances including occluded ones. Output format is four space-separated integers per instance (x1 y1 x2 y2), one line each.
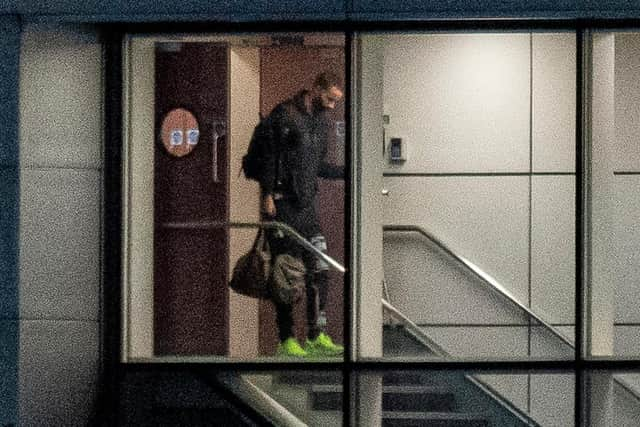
305 332 344 357
276 337 308 358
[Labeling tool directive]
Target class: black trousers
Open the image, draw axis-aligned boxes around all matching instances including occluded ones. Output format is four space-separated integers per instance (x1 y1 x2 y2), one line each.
267 199 329 342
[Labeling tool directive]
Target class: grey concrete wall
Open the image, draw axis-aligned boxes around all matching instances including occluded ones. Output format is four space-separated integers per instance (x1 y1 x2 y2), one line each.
18 23 103 425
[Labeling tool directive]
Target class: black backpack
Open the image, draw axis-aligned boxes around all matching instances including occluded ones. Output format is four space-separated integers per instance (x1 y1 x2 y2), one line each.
241 114 271 181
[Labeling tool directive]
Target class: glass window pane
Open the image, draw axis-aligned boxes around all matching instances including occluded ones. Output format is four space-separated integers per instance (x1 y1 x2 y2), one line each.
224 370 344 426
118 369 344 425
588 30 640 359
354 370 575 426
355 32 577 360
587 371 640 426
123 33 346 361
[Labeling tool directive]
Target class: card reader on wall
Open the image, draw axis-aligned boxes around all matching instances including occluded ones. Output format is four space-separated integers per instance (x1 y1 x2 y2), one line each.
389 137 406 163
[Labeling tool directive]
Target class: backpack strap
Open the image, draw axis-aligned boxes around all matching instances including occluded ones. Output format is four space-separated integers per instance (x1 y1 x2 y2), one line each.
272 104 295 194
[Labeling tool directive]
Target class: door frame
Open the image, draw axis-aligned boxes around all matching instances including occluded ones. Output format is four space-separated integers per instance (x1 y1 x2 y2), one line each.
352 33 384 360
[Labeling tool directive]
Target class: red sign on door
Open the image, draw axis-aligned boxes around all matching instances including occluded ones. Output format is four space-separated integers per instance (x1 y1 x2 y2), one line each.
160 108 199 157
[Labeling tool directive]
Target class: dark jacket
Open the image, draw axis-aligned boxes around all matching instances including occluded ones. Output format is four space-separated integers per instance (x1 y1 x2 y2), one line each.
259 90 344 207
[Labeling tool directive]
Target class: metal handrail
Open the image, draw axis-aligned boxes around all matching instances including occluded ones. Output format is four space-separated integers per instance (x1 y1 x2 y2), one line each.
382 298 448 356
384 224 640 407
382 297 540 427
383 224 574 349
387 294 640 410
613 374 640 405
162 220 346 273
217 372 307 427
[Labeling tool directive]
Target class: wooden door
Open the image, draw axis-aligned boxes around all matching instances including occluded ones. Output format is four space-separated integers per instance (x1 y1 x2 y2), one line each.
153 43 229 355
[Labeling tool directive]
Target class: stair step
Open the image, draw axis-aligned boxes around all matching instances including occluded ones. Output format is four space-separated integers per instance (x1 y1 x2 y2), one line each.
382 370 460 387
383 371 441 386
383 387 456 412
310 384 453 394
382 411 490 427
311 385 344 411
383 373 426 386
274 371 343 386
310 385 456 412
152 407 252 427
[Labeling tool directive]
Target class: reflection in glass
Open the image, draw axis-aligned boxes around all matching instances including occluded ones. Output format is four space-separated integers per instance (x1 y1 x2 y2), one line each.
355 370 574 426
587 371 640 426
219 370 343 426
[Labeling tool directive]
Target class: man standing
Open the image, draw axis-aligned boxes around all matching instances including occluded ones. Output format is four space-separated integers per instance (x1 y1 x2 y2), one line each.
259 72 344 358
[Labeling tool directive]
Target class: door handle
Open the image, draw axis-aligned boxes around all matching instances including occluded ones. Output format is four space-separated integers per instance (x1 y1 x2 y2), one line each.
382 189 389 196
212 120 226 183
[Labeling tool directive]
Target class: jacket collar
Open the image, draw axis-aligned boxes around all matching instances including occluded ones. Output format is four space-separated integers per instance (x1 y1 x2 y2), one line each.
293 89 328 116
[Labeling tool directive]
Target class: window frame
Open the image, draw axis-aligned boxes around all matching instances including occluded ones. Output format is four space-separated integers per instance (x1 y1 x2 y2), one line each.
103 20 640 427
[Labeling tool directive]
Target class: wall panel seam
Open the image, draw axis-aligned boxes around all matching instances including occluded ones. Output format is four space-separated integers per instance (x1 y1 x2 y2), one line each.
383 172 576 176
416 323 577 327
20 165 103 171
18 318 101 323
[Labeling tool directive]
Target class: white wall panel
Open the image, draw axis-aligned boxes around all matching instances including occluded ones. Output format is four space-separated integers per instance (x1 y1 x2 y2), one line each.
18 24 103 426
420 326 529 358
531 176 575 324
590 33 617 356
356 35 385 358
614 326 640 357
384 233 527 325
19 320 99 425
530 326 575 358
615 33 640 172
532 33 576 172
19 24 102 169
19 169 100 320
383 175 530 305
530 374 575 427
382 34 530 173
613 176 640 324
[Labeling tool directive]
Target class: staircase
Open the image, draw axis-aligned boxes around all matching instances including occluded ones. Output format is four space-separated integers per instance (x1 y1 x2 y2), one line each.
306 378 492 427
244 371 343 426
241 361 534 427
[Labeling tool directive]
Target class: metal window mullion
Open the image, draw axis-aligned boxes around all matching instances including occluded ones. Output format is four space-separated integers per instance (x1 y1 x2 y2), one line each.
103 27 125 427
575 24 589 427
344 29 354 427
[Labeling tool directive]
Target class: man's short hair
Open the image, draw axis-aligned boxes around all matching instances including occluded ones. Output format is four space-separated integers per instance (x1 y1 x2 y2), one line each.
314 72 342 91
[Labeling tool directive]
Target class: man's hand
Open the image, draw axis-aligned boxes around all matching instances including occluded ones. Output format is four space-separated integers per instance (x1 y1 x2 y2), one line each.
262 194 276 217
